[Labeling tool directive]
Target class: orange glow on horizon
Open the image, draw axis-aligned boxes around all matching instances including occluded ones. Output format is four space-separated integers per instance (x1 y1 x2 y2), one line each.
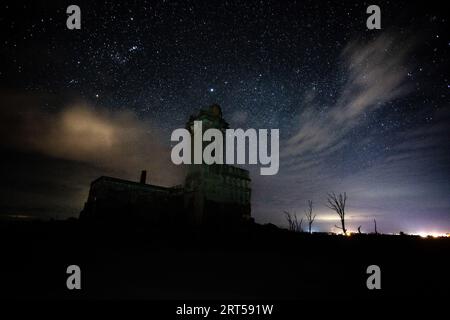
414 232 450 238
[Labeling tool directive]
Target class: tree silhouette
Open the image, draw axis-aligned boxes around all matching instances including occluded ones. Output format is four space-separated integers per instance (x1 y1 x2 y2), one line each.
284 211 303 232
304 200 316 234
326 192 347 235
373 218 379 235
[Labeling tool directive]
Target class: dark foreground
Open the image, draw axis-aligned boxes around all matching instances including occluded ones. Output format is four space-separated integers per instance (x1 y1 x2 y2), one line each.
1 219 449 301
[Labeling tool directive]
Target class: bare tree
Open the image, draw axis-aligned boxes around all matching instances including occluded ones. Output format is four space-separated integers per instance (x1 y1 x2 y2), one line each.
373 219 378 235
326 192 347 235
284 211 303 232
304 200 316 234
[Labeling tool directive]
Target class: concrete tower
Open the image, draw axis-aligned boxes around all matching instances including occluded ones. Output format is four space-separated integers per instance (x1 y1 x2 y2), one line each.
184 104 252 227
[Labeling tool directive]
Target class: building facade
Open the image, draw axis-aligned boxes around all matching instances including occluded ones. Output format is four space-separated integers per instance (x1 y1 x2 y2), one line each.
80 104 252 227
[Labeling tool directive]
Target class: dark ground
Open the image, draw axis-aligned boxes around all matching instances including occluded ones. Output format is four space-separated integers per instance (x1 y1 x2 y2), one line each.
1 219 449 303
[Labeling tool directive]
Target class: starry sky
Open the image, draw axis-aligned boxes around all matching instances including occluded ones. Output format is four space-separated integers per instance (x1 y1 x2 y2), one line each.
0 0 449 234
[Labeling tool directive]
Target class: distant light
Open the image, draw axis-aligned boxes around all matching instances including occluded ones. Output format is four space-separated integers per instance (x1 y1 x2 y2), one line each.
209 88 215 92
95 94 99 98
415 231 449 238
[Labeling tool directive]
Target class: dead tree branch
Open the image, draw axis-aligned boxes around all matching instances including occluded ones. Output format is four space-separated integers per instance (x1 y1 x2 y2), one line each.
304 200 316 234
326 192 347 235
284 211 303 232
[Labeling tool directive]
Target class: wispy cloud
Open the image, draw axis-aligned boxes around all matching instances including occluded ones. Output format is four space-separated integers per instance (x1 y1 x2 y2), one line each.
252 33 450 233
282 33 414 160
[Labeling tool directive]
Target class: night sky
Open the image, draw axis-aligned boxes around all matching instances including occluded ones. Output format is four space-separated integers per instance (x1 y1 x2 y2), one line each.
0 0 449 234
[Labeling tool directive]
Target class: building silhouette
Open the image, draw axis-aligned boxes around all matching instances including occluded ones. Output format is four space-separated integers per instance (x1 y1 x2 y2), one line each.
80 104 252 227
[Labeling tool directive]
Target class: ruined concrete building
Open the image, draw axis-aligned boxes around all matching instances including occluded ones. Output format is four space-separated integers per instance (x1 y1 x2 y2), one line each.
80 104 252 227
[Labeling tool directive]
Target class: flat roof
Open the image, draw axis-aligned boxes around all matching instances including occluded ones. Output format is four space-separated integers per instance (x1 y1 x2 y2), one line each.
91 176 175 192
